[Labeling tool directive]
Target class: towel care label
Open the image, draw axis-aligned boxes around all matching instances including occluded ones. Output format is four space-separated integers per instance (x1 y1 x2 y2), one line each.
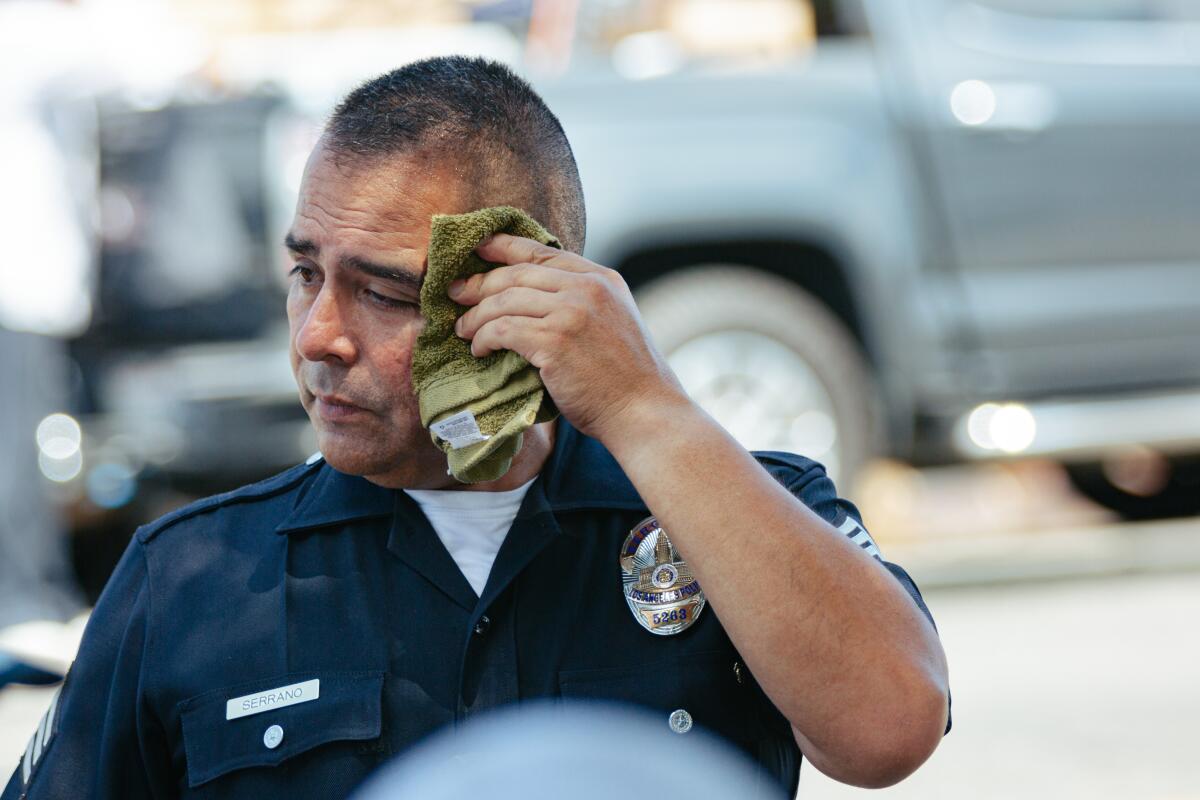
431 410 491 450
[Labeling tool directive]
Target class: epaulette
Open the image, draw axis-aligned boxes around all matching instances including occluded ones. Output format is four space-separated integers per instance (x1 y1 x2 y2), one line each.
751 450 824 475
136 457 324 544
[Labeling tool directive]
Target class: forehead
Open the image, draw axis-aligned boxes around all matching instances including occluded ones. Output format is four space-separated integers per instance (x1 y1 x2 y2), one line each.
289 143 467 263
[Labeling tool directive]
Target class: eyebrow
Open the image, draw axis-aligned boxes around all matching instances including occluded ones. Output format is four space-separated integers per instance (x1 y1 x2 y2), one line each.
284 233 424 294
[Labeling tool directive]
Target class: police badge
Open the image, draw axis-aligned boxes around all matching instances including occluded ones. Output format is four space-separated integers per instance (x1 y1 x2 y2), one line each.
620 516 705 635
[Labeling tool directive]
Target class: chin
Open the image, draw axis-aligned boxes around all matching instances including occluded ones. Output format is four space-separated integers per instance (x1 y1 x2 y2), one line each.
314 430 397 476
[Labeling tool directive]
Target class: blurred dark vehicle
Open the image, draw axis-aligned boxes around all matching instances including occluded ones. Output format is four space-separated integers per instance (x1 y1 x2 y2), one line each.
66 0 1200 592
66 94 314 596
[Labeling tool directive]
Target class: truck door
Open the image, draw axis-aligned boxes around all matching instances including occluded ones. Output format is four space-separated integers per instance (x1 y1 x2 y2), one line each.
871 0 1200 398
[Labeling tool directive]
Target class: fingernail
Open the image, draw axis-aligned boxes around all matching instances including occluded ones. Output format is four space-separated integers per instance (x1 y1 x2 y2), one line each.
448 279 465 298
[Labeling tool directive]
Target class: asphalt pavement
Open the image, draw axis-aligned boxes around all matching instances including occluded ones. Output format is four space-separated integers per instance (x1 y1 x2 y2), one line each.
798 569 1200 800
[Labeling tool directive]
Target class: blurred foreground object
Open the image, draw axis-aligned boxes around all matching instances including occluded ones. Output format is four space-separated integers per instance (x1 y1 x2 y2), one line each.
352 701 784 800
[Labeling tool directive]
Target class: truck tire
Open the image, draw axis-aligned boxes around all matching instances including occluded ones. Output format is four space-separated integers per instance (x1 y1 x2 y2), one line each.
1064 457 1200 521
634 265 880 487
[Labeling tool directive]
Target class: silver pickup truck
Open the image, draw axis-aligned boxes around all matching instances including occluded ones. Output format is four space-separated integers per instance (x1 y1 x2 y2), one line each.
77 0 1199 528
541 0 1200 517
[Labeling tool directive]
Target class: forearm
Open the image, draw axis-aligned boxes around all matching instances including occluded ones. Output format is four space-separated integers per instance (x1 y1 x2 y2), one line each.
600 394 949 786
448 234 947 783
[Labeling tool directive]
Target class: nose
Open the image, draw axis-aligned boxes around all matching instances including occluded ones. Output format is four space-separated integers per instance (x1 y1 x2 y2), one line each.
294 284 357 364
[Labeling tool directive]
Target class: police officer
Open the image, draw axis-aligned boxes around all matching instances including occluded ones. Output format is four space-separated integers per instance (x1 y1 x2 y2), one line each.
5 56 949 799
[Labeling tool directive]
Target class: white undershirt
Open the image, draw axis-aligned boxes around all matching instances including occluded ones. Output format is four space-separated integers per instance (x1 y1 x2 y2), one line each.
403 477 536 597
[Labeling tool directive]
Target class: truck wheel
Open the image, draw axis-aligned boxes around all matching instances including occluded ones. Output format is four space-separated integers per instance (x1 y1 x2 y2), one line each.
1064 456 1200 521
634 265 880 487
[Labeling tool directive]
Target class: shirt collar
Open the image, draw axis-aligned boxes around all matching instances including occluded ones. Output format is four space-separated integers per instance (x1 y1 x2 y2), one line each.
275 418 644 534
274 462 394 533
538 418 645 514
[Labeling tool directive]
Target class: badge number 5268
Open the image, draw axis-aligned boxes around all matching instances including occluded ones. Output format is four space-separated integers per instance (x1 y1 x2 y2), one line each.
651 607 688 627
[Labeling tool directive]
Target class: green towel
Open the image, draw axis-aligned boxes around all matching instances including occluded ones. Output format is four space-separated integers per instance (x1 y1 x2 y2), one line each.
412 206 560 484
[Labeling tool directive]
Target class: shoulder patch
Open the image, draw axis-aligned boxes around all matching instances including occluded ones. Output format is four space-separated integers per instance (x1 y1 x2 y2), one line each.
19 683 63 789
831 507 881 560
137 460 322 544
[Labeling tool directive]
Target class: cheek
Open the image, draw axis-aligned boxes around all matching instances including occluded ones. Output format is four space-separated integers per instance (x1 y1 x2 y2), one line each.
392 340 418 395
367 319 421 395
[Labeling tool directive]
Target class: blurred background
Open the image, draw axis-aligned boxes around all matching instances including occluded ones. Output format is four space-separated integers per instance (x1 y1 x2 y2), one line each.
1 0 1197 796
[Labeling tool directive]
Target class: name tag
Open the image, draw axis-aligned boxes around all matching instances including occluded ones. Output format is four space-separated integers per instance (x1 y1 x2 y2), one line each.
226 679 320 721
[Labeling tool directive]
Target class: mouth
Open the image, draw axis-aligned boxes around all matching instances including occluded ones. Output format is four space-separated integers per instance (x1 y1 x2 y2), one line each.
313 394 371 423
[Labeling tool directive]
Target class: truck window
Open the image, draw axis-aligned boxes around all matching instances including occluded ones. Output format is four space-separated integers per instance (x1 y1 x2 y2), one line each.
943 0 1199 64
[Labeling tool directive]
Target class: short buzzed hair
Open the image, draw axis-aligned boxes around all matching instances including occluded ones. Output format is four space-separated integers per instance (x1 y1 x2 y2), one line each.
326 56 586 253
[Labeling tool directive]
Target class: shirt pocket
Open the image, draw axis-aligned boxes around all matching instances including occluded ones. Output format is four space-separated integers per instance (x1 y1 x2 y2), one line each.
558 651 750 748
178 670 384 789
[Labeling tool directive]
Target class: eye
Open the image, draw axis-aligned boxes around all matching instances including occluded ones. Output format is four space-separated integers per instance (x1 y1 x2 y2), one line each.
366 289 417 310
289 263 317 284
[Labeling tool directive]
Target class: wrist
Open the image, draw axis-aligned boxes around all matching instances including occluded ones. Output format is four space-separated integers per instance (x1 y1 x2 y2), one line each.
593 385 703 460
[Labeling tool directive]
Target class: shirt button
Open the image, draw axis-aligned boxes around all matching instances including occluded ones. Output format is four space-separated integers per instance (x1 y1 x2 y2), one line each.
473 615 491 635
263 724 284 749
668 709 693 734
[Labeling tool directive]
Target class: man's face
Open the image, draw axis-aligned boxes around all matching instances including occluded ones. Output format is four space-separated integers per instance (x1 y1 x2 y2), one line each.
284 141 465 484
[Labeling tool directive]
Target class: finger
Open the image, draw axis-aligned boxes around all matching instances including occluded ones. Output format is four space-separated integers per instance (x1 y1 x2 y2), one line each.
449 262 573 305
476 233 592 273
456 286 558 340
469 314 549 360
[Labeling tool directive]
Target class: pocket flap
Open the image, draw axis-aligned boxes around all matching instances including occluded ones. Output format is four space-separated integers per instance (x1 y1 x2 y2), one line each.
558 651 745 740
180 671 383 787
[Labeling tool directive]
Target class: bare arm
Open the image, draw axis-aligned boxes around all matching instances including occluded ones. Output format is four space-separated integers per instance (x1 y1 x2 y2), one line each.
452 234 949 787
601 396 948 787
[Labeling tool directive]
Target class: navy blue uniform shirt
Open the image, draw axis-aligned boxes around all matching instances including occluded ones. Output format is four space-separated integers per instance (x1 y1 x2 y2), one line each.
5 419 945 798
